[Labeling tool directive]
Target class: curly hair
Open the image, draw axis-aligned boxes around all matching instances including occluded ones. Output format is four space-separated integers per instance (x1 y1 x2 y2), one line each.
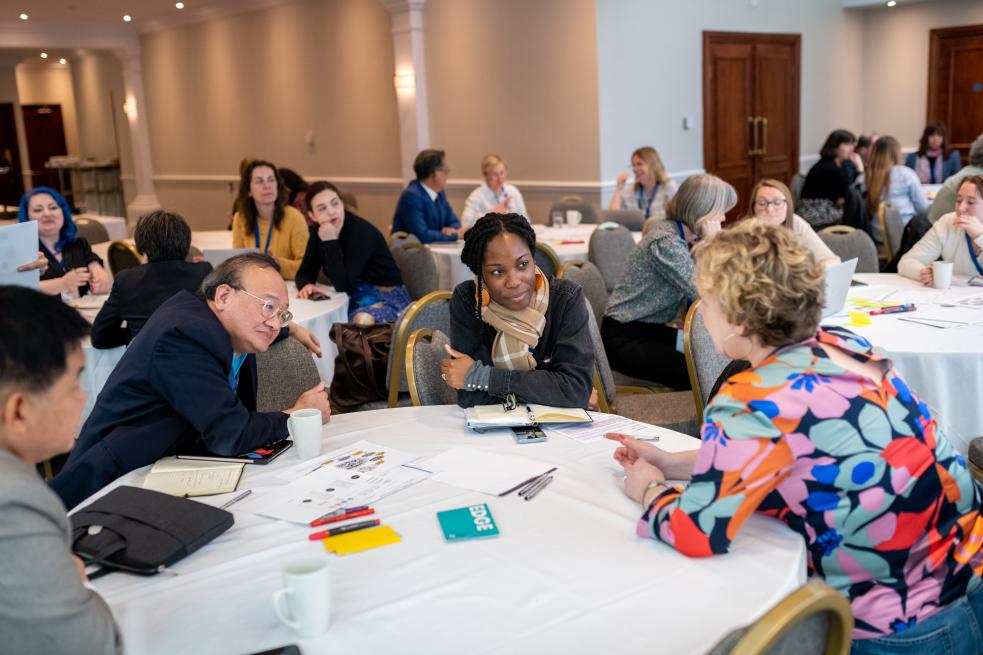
460 213 536 320
694 220 824 347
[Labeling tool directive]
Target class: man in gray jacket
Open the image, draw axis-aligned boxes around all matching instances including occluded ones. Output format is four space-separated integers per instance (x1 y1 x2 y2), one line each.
0 286 121 654
928 132 983 223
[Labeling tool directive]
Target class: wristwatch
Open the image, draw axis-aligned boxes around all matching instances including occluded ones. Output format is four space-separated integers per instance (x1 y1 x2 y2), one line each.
641 480 668 510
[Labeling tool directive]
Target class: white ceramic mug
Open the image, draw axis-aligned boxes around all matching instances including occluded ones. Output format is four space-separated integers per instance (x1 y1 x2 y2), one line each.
932 261 954 290
565 209 582 226
272 557 331 638
287 408 322 460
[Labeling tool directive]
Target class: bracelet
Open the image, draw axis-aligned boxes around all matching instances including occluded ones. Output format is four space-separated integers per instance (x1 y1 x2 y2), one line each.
641 480 668 510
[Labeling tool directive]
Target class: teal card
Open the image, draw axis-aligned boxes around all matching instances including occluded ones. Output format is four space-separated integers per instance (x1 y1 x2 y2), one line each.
437 503 500 541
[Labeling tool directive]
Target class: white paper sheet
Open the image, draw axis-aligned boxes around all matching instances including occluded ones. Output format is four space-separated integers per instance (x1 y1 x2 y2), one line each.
239 440 430 524
542 412 655 443
0 221 40 289
420 447 555 495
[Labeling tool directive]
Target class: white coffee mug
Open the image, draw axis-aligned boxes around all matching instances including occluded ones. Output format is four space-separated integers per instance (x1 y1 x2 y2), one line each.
288 408 322 460
272 557 331 638
932 260 954 290
565 209 582 226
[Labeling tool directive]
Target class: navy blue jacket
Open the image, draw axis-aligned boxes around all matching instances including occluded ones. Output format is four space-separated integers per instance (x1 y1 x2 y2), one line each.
51 291 289 509
391 179 460 243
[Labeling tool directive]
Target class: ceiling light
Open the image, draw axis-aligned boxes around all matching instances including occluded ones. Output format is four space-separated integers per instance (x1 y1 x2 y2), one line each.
123 14 132 22
19 13 28 20
886 0 896 5
40 52 48 59
59 58 67 65
175 2 184 8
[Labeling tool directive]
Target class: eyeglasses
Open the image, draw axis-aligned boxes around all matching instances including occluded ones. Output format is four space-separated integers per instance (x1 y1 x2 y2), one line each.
235 288 293 327
755 198 788 209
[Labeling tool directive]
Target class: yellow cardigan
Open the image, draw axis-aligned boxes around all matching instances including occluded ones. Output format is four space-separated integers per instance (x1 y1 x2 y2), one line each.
231 206 309 280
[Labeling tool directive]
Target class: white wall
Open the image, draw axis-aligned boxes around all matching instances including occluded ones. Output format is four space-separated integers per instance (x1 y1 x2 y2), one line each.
860 0 983 148
596 0 865 202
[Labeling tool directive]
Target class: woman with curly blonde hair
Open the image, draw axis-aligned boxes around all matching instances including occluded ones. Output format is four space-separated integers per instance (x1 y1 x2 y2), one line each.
608 220 983 654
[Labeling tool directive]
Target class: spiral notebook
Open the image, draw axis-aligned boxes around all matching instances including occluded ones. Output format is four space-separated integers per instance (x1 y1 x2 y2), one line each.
464 404 592 429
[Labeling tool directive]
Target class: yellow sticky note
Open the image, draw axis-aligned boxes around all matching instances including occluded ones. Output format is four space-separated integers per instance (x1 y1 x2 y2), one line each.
323 525 401 556
846 311 872 327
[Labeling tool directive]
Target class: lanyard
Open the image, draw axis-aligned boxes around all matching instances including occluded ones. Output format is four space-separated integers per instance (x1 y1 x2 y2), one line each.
636 184 659 219
39 241 66 275
229 353 247 390
966 234 983 276
674 220 687 243
254 219 274 253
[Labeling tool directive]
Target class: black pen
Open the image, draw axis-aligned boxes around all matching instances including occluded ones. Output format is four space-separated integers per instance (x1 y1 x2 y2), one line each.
308 518 380 541
499 467 557 497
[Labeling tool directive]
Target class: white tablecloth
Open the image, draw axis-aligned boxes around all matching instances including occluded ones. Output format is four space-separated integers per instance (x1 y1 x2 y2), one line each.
77 213 128 241
88 405 806 655
825 272 983 454
77 283 348 422
430 224 641 291
92 230 234 265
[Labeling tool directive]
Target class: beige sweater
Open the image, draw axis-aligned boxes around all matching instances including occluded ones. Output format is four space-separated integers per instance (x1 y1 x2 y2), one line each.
231 205 309 280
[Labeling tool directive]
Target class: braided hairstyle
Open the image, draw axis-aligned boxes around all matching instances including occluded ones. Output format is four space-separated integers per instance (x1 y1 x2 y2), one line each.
460 213 537 321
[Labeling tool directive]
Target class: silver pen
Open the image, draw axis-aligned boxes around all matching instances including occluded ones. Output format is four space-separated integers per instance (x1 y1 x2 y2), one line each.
220 489 252 509
524 476 553 501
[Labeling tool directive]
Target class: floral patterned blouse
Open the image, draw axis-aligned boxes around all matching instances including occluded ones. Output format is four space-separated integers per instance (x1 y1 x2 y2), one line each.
639 326 983 639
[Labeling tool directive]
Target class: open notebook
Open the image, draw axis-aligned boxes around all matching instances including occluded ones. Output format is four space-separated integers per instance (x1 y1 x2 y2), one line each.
464 403 592 429
142 457 244 497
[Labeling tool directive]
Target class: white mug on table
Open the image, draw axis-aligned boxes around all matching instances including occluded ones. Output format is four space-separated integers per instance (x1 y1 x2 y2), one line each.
272 557 331 637
288 408 322 459
565 209 582 226
932 261 954 290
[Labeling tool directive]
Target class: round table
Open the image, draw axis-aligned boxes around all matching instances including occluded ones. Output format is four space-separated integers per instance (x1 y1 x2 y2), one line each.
430 224 641 291
74 283 349 422
92 230 233 265
88 405 806 655
825 272 983 454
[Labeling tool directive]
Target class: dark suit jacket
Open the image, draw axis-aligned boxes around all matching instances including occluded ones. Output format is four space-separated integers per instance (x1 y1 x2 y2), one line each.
391 179 460 243
51 291 289 509
90 259 213 349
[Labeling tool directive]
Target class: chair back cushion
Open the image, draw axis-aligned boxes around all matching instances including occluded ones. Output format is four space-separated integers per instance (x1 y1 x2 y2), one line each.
583 302 615 403
685 302 730 419
75 219 110 244
589 224 636 291
560 261 609 327
107 241 142 276
256 338 322 412
389 232 421 251
388 292 453 402
533 243 559 278
392 244 438 300
882 203 904 257
408 329 458 406
818 227 879 273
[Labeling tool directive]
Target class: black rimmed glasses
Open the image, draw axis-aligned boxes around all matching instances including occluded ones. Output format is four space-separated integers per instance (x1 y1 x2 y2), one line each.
755 198 787 209
236 288 293 327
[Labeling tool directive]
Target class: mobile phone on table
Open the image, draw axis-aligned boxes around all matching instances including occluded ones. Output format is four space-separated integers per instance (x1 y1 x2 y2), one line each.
512 427 548 444
245 647 300 655
311 293 332 301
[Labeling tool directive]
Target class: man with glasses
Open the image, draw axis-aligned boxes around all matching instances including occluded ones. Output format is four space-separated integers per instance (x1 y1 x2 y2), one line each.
391 148 461 243
52 253 331 509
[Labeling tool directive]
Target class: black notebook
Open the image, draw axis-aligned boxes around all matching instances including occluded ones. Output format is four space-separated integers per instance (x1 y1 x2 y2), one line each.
176 439 293 465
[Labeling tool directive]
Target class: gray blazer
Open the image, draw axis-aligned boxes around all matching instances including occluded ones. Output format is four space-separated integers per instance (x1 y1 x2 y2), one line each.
0 450 121 654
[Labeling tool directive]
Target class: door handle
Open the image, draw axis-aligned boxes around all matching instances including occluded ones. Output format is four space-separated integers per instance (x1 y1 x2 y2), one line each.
760 117 768 156
748 117 759 157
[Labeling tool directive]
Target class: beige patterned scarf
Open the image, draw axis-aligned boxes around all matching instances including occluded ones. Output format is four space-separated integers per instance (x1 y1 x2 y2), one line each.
480 268 550 371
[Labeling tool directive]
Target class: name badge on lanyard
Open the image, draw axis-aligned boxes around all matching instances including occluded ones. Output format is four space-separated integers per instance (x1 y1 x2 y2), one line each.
40 242 66 275
636 185 659 219
254 219 274 254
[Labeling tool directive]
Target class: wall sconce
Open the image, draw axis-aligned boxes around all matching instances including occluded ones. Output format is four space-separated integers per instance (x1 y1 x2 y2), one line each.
393 73 416 91
122 95 138 120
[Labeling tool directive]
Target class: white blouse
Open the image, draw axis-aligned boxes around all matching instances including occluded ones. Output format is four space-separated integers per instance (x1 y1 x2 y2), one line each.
898 212 983 281
460 182 528 229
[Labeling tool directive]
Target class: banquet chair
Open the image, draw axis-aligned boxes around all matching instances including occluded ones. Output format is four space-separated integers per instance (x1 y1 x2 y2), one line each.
405 328 457 406
968 439 983 484
790 173 806 205
534 242 561 278
107 240 142 275
601 208 645 232
705 581 853 655
256 337 322 413
876 202 904 261
388 230 421 251
547 198 598 225
186 245 203 262
817 226 879 273
683 301 731 424
75 218 110 244
387 290 453 408
556 260 608 328
392 243 439 300
585 304 698 436
589 223 635 291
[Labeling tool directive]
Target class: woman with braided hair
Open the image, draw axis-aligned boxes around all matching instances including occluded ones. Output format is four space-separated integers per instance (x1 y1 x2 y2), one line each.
441 213 594 408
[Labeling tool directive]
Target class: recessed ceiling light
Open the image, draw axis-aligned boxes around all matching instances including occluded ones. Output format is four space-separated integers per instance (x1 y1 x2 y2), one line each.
886 0 896 5
19 13 28 20
175 2 185 8
40 52 48 59
59 58 67 65
123 14 132 22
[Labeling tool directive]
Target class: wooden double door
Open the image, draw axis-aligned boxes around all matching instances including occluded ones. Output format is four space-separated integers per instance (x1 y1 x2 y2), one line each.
703 32 800 220
928 24 983 164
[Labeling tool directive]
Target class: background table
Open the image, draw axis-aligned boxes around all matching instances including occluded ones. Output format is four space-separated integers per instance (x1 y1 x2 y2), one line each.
75 283 348 422
92 229 233 265
89 405 806 655
825 272 983 454
430 224 642 291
